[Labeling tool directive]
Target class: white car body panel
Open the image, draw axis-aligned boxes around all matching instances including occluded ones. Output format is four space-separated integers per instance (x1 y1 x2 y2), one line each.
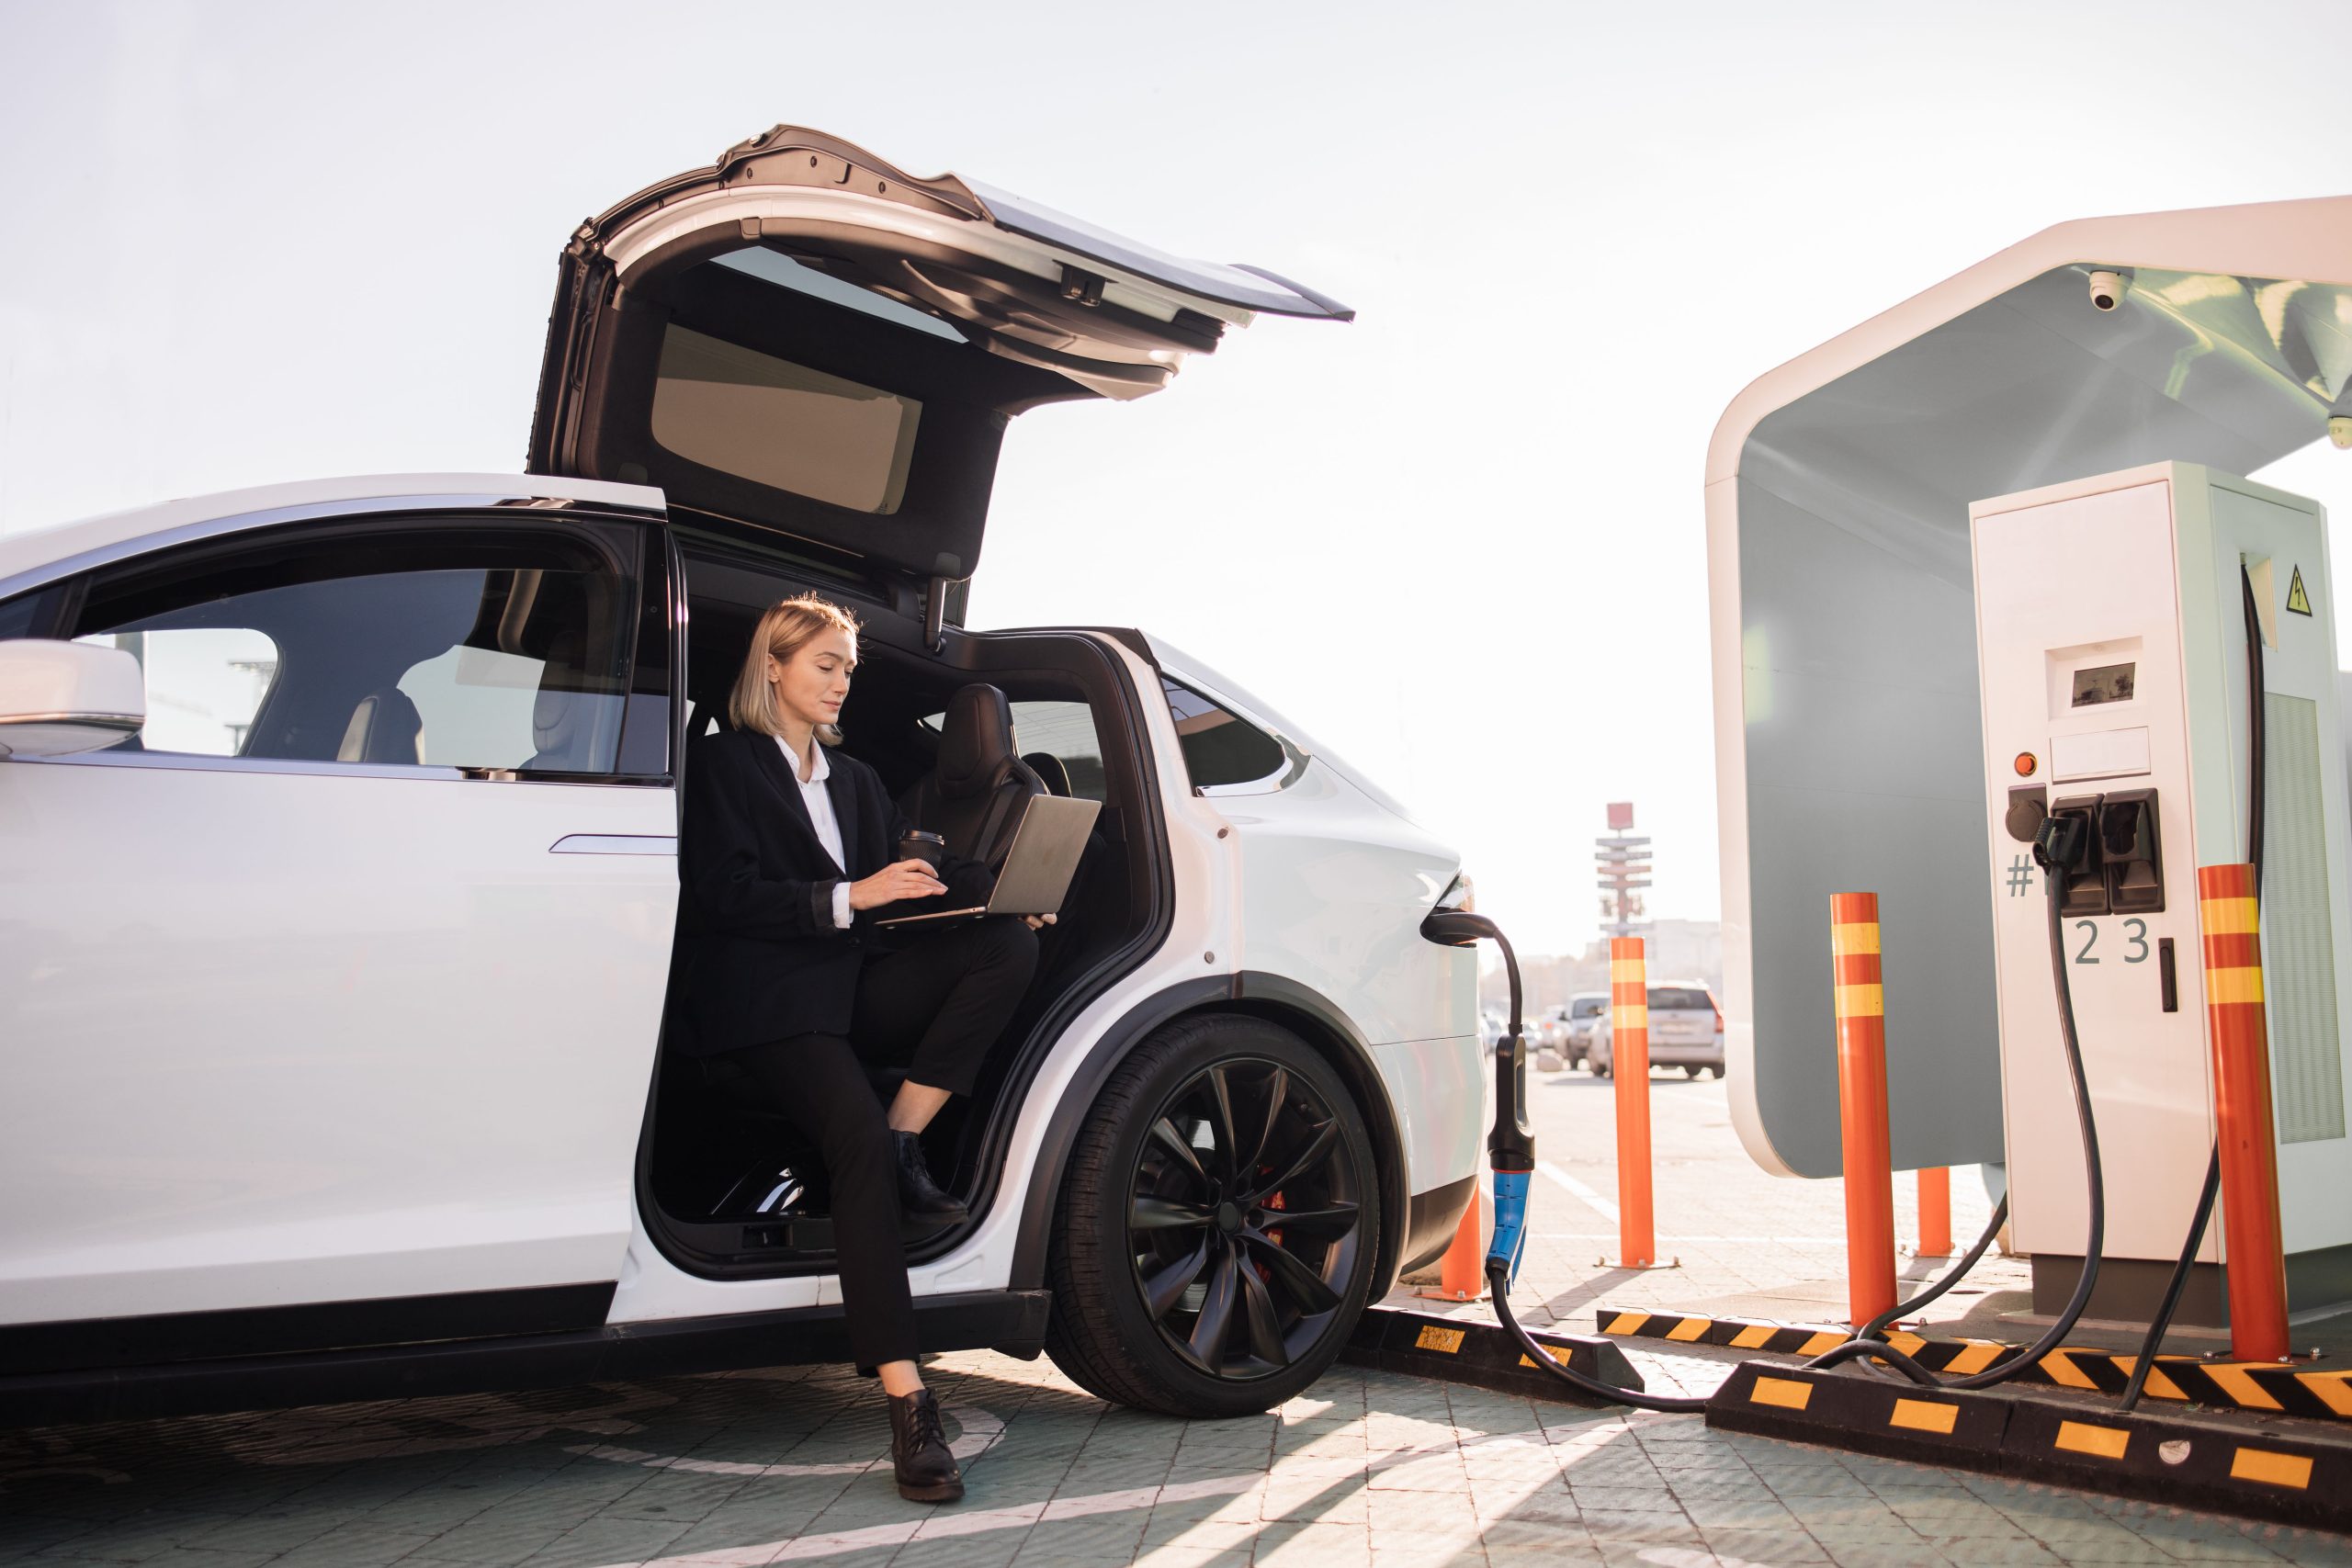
1215 761 1479 1197
0 759 675 1323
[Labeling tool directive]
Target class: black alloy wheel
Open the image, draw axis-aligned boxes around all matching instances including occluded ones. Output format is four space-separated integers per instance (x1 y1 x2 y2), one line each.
1045 1014 1380 1417
1127 1055 1363 1379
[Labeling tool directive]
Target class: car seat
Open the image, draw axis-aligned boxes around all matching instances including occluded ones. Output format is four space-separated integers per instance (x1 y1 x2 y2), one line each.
1021 750 1073 796
897 683 1046 869
335 687 425 763
525 629 603 772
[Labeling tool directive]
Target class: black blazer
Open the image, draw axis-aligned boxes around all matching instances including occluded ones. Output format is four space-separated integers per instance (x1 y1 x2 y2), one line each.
675 728 993 1057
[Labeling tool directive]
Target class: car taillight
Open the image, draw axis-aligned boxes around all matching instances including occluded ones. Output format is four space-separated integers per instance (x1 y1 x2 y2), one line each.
1712 997 1724 1032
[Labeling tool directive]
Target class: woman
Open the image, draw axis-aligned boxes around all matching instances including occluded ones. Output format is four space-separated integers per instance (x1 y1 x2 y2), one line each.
678 593 1046 1504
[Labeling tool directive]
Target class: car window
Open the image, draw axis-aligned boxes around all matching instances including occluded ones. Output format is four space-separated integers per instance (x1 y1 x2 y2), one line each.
68 528 640 774
650 324 922 514
1648 987 1714 1011
70 627 281 756
919 698 1108 802
0 586 62 640
1004 700 1107 802
1571 998 1605 1019
1161 676 1286 789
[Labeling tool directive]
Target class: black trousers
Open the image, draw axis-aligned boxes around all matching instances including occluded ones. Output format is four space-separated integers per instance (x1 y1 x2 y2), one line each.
725 917 1038 1371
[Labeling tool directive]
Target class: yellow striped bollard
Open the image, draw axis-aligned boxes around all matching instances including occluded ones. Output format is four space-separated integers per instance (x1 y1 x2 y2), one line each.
1831 892 1896 1327
1610 936 1657 1267
2198 863 2290 1362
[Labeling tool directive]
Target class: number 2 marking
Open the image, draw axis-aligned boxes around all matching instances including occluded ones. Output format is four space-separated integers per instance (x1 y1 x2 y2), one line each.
2075 921 2098 963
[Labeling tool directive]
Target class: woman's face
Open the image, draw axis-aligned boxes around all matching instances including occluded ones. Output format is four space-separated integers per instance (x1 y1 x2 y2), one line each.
766 626 856 731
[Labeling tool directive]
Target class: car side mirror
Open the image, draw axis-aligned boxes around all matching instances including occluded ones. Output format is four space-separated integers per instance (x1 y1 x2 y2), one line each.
0 638 145 758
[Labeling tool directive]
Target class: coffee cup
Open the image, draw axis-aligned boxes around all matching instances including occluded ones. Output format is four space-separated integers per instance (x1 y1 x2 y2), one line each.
897 829 948 874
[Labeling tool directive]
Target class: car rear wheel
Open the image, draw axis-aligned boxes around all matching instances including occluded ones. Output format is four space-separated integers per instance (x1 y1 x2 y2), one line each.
1045 1013 1380 1417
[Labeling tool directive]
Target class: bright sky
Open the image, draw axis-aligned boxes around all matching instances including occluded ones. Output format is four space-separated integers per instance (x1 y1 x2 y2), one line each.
5 0 2348 956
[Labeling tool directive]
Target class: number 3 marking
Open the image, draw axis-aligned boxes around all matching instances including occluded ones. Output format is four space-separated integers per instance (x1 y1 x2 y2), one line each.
2123 918 2150 964
2075 919 2151 964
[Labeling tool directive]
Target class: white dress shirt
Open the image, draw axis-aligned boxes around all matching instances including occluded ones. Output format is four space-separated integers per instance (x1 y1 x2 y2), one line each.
778 735 856 931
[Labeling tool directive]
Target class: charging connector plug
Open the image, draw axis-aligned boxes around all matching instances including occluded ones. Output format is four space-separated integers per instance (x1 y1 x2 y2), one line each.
2033 810 2086 874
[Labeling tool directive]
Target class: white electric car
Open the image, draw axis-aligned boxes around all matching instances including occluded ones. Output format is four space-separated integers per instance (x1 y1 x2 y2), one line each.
0 129 1481 1424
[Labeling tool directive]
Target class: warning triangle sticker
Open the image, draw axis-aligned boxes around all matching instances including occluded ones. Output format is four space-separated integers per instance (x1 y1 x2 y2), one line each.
2287 565 2313 616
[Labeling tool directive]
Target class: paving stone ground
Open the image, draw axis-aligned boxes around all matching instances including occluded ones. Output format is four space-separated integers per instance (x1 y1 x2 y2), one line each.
5 1065 2346 1567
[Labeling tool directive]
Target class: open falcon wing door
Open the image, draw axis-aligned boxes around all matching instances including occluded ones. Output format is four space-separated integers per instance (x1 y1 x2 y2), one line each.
527 126 1350 588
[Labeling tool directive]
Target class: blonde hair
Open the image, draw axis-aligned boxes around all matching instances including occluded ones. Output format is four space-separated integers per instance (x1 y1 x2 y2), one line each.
729 594 863 744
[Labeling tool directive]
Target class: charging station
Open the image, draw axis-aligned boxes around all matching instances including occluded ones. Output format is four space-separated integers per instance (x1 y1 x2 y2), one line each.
1703 198 2352 1297
1973 463 2352 1320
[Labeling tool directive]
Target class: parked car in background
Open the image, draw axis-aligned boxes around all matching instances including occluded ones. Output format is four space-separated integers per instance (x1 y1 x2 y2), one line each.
1558 992 1607 1068
1532 1008 1567 1071
1587 982 1724 1079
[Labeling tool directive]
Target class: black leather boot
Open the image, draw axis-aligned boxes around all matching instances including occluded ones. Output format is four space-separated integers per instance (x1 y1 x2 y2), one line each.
888 1386 964 1502
892 1130 967 1223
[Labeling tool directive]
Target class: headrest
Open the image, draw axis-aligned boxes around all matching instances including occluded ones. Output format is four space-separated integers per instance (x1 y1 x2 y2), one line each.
935 683 1017 800
337 687 424 764
534 629 594 753
1022 750 1073 797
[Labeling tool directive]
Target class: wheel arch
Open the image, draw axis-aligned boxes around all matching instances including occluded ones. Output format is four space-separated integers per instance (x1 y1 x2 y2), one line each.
1006 972 1411 1298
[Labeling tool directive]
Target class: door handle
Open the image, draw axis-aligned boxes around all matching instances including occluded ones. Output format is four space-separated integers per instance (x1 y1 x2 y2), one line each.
548 834 677 855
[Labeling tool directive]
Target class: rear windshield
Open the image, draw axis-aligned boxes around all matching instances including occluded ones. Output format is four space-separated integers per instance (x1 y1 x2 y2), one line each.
1649 987 1715 1012
1570 998 1605 1019
650 325 922 513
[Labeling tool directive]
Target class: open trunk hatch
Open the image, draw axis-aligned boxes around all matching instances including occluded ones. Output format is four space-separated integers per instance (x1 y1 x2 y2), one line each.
528 126 1349 584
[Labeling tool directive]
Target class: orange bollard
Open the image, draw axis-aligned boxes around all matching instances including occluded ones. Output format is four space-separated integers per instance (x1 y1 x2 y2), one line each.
1417 1184 1489 1302
2198 864 2290 1362
1917 1167 1953 1258
1610 937 1657 1267
1830 893 1897 1328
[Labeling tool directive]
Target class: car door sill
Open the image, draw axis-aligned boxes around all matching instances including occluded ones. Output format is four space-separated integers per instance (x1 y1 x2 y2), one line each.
0 1290 1051 1429
0 1281 618 1379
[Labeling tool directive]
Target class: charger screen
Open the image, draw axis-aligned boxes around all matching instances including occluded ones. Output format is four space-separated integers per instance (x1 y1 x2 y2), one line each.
2071 662 2136 707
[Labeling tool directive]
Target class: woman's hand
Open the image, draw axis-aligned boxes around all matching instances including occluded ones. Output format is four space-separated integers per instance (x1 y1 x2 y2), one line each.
1022 913 1057 931
848 860 950 911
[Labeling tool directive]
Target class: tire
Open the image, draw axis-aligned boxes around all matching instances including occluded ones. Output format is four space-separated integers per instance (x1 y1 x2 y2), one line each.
1709 1064 1725 1080
1684 1065 1702 1079
1044 1013 1381 1417
1591 1055 1611 1078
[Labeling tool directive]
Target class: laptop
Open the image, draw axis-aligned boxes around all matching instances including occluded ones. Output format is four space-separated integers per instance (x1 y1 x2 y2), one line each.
874 794 1102 928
